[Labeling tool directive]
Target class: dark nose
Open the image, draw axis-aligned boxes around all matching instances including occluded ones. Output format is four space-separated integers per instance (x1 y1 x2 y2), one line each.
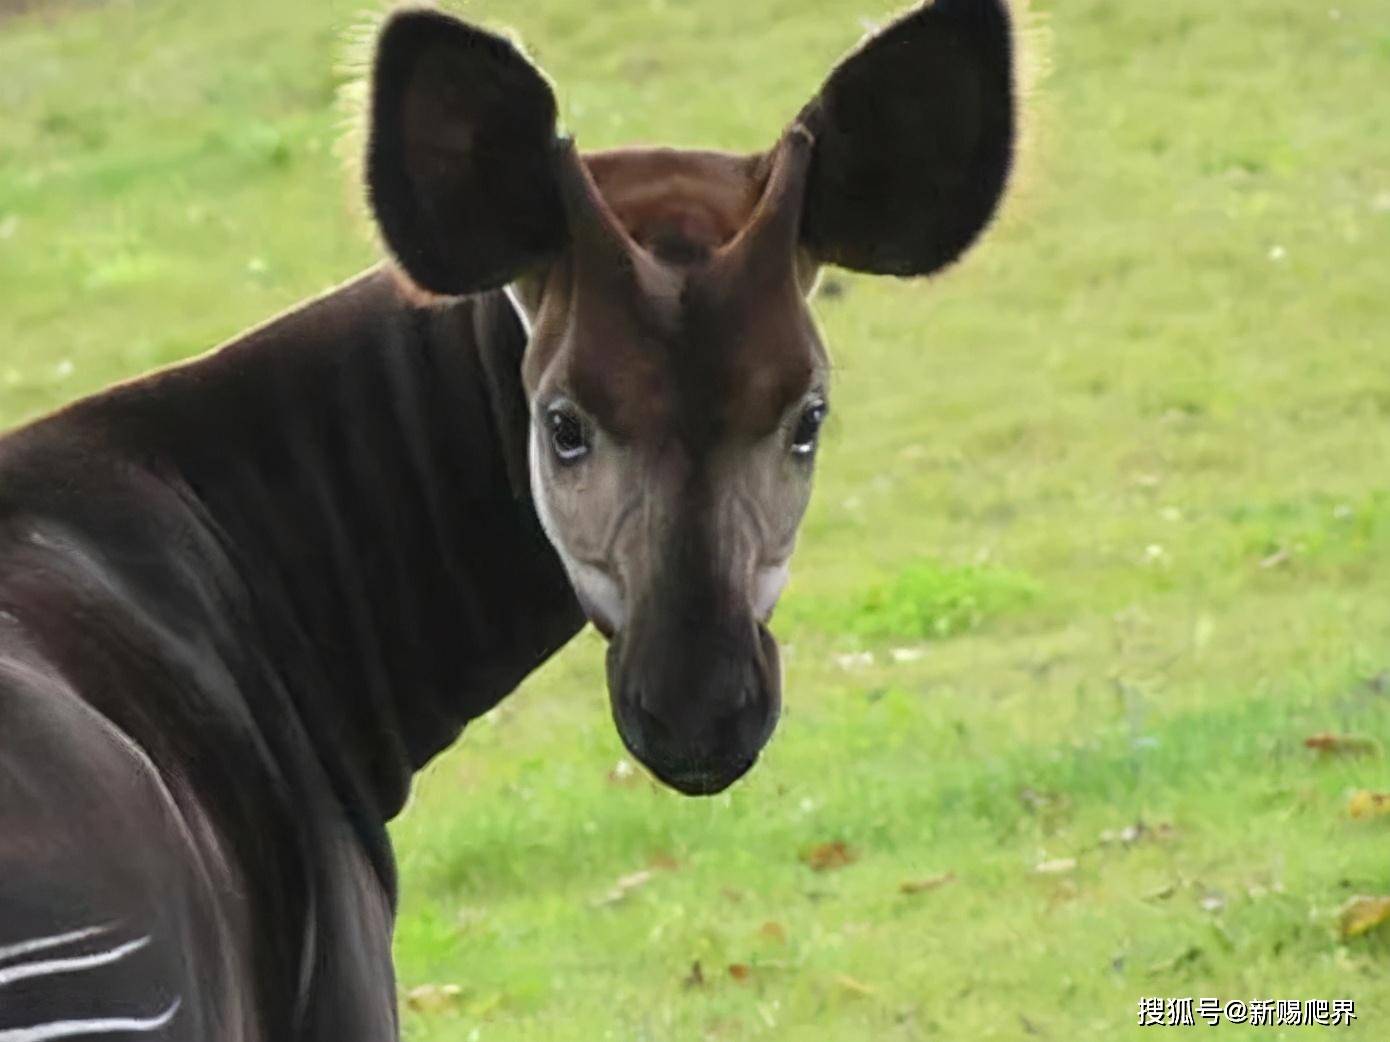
607 626 782 796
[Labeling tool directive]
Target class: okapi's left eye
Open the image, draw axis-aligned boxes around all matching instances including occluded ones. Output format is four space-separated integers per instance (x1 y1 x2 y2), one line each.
791 398 829 458
547 406 591 464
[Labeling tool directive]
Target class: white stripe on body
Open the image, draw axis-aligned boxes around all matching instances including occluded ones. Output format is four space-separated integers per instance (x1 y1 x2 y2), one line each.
0 936 149 987
0 999 180 1042
0 927 110 966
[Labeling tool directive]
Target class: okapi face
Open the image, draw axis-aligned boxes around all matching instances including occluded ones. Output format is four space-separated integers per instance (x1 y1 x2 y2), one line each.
366 2 1017 794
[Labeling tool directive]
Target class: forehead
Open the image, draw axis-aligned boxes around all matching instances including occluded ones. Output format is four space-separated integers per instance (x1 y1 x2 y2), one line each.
557 266 820 446
584 148 763 265
543 149 824 444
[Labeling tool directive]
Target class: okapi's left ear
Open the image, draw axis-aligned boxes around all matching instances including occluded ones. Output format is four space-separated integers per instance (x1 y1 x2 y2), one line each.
797 0 1016 277
366 10 566 296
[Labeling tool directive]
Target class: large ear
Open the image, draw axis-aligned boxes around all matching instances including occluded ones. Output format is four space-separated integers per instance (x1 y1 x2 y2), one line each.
797 0 1016 277
366 10 567 296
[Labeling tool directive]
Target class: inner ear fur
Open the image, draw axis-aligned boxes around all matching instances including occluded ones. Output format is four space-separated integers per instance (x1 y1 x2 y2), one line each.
797 0 1017 277
366 9 567 296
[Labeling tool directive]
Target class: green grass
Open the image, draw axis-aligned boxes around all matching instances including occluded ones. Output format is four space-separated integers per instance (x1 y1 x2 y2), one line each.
3 0 1389 1038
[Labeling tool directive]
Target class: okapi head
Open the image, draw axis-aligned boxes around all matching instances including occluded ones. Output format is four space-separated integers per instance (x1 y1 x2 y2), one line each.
365 1 1016 795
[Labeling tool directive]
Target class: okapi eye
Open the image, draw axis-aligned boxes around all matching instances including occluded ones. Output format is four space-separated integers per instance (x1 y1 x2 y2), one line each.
791 399 828 458
547 406 590 463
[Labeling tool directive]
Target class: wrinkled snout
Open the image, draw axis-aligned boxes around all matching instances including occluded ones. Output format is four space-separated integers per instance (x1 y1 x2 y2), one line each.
607 620 781 796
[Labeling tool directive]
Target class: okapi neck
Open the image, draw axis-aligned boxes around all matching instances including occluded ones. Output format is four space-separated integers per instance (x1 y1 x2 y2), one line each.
52 267 583 882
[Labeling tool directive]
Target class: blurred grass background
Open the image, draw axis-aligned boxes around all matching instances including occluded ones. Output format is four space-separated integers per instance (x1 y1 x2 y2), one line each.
2 0 1389 1038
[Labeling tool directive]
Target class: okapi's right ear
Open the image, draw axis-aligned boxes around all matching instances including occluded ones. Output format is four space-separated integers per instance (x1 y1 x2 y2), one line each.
797 0 1016 277
366 10 567 296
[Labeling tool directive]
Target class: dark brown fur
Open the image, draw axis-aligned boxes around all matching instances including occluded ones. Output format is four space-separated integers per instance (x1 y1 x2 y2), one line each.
0 3 1018 1037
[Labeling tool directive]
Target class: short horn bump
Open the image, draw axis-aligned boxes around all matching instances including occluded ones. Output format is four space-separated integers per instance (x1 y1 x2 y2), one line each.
554 142 620 235
716 128 815 274
552 137 654 285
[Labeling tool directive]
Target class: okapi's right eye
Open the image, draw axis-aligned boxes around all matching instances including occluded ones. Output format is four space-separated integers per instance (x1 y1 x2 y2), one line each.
547 406 591 464
790 398 828 458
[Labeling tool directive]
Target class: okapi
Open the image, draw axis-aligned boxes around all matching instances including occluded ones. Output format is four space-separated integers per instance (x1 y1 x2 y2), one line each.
0 1 1017 1038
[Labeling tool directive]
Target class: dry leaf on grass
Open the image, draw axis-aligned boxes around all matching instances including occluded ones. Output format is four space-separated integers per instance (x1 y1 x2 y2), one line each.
1339 895 1390 939
900 871 956 895
758 921 787 943
835 974 878 998
728 963 752 983
592 868 655 907
1304 732 1381 757
800 840 858 872
1033 857 1077 875
1348 790 1390 819
405 983 462 1014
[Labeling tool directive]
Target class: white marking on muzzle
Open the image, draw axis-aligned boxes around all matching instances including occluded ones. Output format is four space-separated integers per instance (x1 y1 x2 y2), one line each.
0 999 181 1042
753 561 790 621
527 424 628 632
0 935 149 986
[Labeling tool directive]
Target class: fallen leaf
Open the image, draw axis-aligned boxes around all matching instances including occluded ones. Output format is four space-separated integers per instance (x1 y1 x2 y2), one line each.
1045 879 1080 907
405 983 462 1014
683 961 706 989
728 963 752 983
592 868 655 906
1304 732 1381 757
835 974 878 998
1339 895 1390 939
800 840 858 872
900 871 956 895
758 921 787 944
1348 790 1390 819
648 850 681 871
1033 857 1077 875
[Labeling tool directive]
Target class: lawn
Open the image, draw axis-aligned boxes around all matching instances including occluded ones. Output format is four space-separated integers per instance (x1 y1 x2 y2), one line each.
2 0 1389 1038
